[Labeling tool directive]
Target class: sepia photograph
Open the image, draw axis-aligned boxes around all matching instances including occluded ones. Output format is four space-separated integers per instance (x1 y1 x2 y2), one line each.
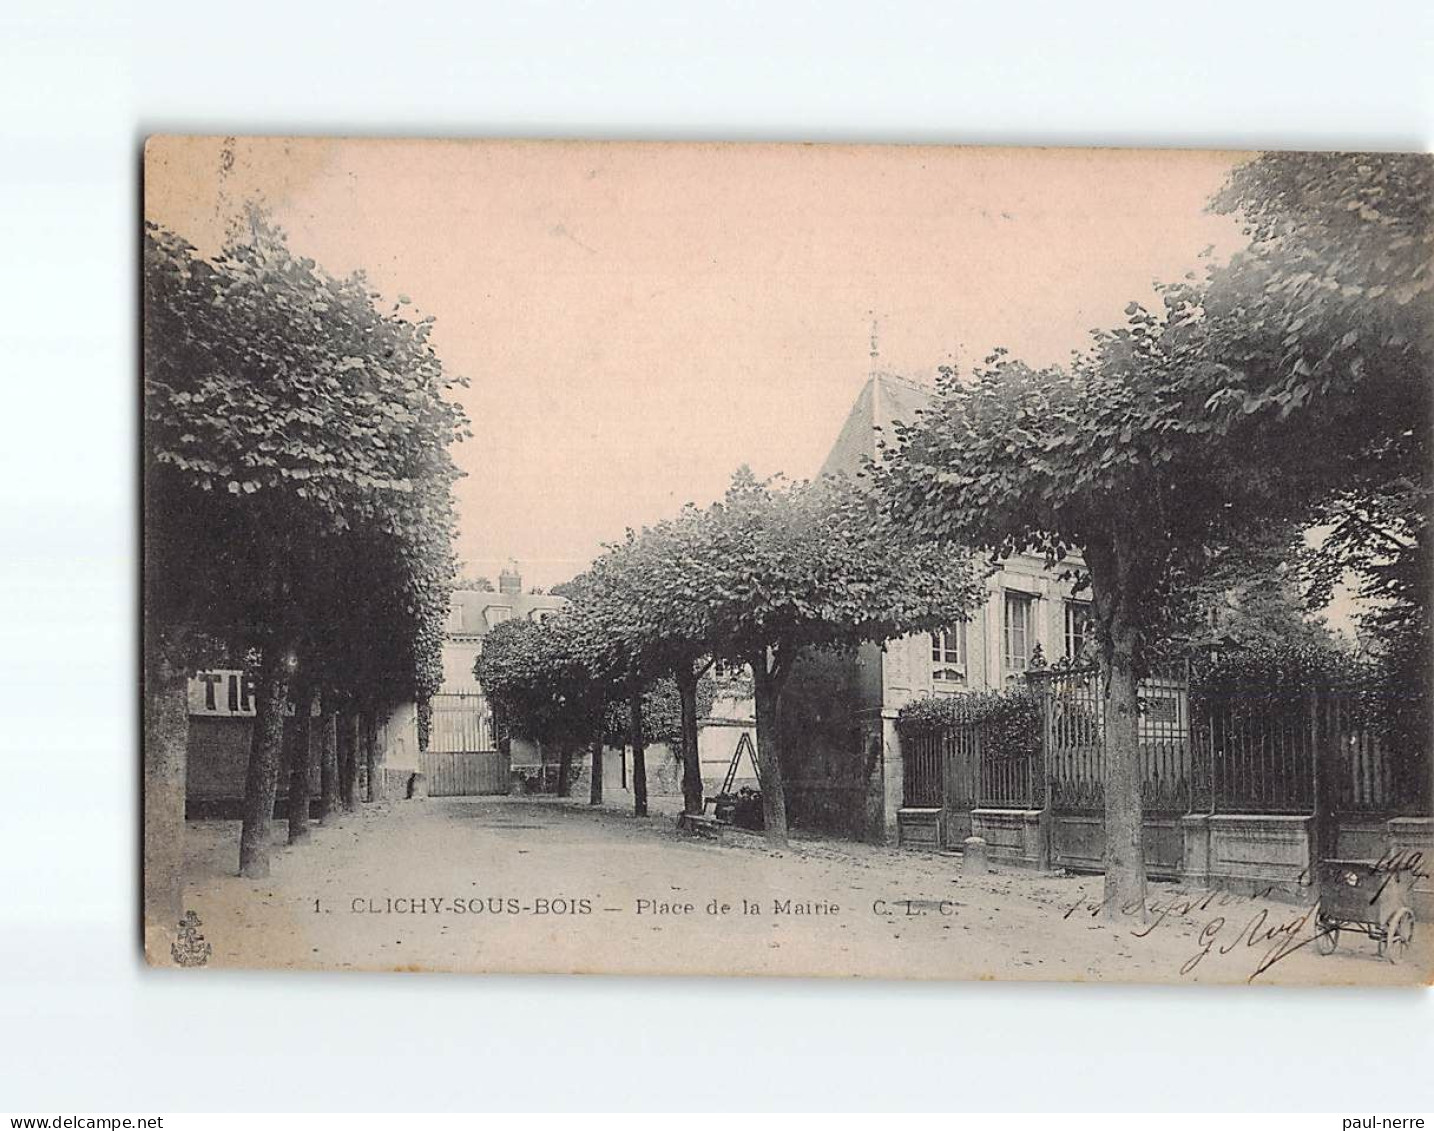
5 0 1434 1118
142 137 1432 987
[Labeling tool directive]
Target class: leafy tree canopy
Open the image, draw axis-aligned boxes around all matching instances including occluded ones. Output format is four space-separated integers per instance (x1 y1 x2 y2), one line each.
475 614 612 747
144 208 468 715
1204 152 1431 655
699 467 986 674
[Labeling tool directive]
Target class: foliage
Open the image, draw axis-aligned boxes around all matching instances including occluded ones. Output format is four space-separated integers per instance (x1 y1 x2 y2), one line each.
1142 517 1348 669
474 614 611 747
700 467 986 669
602 674 717 748
874 296 1290 683
896 687 1042 762
558 501 717 686
1204 152 1431 683
1192 638 1365 696
1203 152 1432 766
144 207 468 713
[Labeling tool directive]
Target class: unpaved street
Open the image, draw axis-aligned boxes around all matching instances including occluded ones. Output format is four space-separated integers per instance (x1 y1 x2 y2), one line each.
181 796 1431 986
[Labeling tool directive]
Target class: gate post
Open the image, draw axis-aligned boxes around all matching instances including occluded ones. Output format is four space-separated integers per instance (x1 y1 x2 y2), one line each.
1031 672 1054 869
1308 688 1329 884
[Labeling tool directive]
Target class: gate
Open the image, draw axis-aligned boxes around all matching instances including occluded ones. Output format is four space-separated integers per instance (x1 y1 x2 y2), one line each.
421 692 509 796
901 728 981 845
1035 665 1192 878
900 695 1042 849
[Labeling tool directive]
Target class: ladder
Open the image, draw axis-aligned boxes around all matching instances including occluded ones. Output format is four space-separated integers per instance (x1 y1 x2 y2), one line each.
718 731 757 797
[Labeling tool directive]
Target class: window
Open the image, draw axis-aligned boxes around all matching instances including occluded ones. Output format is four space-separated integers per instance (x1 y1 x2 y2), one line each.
1065 601 1092 663
931 624 967 683
1003 592 1036 672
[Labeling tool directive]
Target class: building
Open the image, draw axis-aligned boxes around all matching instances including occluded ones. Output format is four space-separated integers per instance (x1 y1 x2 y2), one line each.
426 562 569 794
789 373 1431 915
184 670 418 815
779 371 1089 843
438 563 569 694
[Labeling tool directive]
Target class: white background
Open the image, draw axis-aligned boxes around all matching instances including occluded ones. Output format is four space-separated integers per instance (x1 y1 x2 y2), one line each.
1 0 1431 1113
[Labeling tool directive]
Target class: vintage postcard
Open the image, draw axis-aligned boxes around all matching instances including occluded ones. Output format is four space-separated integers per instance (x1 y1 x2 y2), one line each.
142 137 1432 985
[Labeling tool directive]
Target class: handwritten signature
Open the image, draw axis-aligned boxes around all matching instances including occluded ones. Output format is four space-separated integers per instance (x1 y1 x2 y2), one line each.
1062 846 1427 983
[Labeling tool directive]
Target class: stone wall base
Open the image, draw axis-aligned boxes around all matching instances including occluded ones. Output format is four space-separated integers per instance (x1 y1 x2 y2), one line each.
894 805 1430 916
896 808 942 850
1179 814 1316 902
971 808 1049 869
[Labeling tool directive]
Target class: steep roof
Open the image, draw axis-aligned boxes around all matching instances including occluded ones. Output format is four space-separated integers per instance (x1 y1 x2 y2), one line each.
818 372 1086 572
819 372 936 480
447 588 568 638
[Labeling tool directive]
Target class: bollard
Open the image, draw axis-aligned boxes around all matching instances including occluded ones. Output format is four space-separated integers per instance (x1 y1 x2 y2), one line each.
407 772 429 801
963 835 990 874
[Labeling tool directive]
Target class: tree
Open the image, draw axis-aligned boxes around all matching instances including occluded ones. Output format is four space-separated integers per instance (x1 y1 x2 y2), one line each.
874 298 1288 917
1204 152 1432 773
454 568 495 592
475 615 611 798
561 508 721 816
698 468 985 844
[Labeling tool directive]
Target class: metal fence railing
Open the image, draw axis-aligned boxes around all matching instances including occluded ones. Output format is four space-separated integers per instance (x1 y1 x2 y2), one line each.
905 667 1425 823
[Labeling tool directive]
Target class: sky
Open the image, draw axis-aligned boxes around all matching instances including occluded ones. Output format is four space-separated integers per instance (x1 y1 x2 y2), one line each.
146 137 1248 592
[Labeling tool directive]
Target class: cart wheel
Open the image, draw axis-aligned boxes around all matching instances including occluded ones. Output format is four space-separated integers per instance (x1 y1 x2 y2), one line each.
1315 917 1339 956
1385 908 1415 965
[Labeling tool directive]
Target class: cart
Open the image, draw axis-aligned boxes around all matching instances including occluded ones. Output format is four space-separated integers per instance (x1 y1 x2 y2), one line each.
1315 858 1417 963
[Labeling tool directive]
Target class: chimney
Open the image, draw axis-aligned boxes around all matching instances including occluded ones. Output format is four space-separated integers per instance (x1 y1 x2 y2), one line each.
498 560 522 595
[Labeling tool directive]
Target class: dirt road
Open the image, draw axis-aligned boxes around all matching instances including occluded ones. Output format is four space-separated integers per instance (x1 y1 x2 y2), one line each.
179 795 1431 986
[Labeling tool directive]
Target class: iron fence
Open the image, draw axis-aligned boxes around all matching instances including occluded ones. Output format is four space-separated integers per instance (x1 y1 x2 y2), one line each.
903 730 943 808
904 667 1425 825
1193 686 1313 814
1032 665 1194 815
1323 691 1394 813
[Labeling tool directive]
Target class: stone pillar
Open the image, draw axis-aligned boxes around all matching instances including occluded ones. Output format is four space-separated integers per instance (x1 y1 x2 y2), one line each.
1180 813 1212 889
880 712 903 846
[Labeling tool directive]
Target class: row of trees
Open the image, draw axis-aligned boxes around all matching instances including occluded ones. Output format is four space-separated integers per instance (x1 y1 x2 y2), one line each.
875 151 1431 916
143 208 467 950
477 469 985 842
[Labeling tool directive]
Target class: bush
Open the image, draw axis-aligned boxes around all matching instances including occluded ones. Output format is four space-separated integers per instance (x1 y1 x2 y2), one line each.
1191 639 1364 695
896 687 1042 761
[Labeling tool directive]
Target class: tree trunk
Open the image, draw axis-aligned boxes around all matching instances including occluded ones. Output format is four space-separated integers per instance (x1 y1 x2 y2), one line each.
675 665 704 815
1101 626 1147 921
557 744 573 797
589 737 604 805
240 645 289 878
338 707 359 811
288 681 317 844
143 638 189 958
751 662 789 845
631 692 648 818
363 707 382 802
319 709 339 825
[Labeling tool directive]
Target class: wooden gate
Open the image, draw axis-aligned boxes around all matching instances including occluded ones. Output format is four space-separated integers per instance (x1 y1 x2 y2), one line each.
421 692 509 796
